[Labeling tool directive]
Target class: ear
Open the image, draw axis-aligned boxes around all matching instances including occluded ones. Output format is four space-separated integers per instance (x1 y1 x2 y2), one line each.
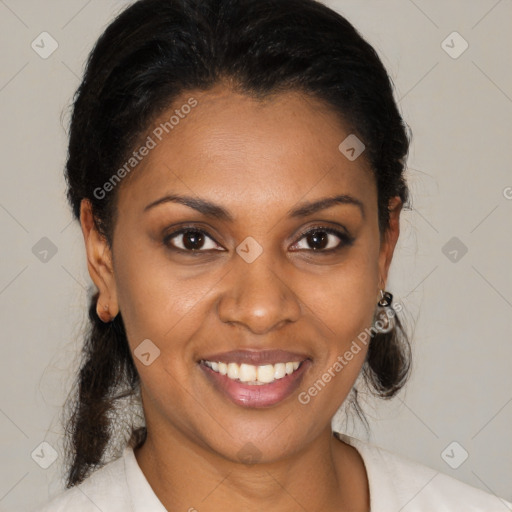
80 199 119 322
377 196 403 297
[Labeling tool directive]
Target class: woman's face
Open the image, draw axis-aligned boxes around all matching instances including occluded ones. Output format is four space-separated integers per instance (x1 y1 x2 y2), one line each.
83 84 401 462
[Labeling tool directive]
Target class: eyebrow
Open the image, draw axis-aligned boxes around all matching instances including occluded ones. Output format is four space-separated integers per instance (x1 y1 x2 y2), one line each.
143 193 365 221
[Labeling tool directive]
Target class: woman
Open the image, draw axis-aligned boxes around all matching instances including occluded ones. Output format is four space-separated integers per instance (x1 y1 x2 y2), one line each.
37 0 511 510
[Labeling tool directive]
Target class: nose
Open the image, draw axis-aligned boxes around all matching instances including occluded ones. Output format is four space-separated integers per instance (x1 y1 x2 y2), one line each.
216 253 302 335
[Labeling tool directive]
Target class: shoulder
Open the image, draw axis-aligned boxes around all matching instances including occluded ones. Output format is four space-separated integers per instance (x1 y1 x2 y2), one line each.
35 451 129 512
336 432 512 511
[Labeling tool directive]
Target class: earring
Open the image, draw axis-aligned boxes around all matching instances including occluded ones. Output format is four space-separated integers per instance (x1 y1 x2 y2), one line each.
378 290 393 308
373 289 395 333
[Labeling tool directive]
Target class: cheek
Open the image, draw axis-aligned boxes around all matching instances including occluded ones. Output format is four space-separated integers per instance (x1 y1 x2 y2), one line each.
309 248 380 342
296 261 379 416
116 266 205 347
112 240 178 345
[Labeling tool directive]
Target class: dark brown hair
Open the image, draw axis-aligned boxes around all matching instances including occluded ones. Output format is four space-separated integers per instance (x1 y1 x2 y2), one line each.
63 0 412 488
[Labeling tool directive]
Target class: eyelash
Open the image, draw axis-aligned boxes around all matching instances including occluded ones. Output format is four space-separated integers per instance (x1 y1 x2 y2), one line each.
162 224 354 254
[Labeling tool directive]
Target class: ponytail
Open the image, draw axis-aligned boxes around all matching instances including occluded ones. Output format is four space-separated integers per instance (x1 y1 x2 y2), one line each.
364 312 412 397
63 291 143 487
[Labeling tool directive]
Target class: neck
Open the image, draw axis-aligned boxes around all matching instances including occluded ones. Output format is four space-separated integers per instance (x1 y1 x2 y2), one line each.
134 425 369 512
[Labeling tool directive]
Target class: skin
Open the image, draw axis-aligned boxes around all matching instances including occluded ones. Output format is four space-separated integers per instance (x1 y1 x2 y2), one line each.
80 84 402 511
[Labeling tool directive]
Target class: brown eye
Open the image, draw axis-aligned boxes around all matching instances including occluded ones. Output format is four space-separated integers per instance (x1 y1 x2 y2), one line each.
291 227 354 252
164 229 222 252
305 230 329 250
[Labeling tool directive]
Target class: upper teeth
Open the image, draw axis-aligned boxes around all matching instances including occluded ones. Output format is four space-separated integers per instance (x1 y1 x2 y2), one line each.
203 361 301 385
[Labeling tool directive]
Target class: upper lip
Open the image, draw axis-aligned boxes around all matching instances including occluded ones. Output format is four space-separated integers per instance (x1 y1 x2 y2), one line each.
199 349 309 366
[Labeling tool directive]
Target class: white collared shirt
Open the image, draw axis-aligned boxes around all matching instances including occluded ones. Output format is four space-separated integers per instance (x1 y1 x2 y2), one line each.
36 433 512 511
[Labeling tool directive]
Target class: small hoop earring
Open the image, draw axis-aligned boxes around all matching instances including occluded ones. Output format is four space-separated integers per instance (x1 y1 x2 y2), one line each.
374 289 395 334
378 290 393 308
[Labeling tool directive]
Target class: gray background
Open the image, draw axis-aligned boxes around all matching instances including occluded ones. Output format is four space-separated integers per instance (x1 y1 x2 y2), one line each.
0 0 511 510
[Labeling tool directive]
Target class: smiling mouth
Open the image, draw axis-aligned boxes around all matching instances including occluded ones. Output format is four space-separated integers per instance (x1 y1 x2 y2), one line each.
200 360 303 385
197 349 311 407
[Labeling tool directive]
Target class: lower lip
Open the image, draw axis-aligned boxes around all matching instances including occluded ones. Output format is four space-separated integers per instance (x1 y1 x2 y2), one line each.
200 360 311 408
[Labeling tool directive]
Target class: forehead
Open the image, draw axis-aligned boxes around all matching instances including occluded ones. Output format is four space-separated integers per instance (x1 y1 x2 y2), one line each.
117 85 376 216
